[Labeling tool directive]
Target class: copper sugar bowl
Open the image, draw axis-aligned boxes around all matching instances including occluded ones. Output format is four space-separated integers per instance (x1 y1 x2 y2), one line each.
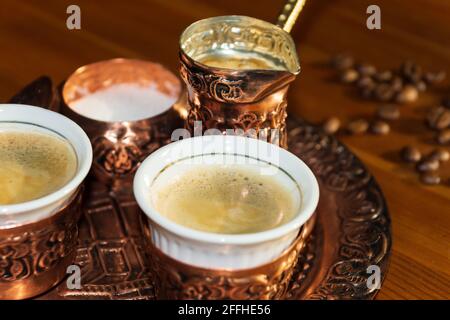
179 15 301 148
61 58 183 187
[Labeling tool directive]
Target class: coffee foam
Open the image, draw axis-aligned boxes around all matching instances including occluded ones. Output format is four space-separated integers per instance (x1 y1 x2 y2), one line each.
198 50 285 71
0 128 77 205
151 165 299 234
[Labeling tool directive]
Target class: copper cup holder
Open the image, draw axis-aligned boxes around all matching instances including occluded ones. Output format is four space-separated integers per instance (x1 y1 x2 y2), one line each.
0 187 83 300
146 214 316 300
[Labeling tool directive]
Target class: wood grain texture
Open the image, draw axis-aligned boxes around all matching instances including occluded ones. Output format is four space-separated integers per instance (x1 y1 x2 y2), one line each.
0 0 449 299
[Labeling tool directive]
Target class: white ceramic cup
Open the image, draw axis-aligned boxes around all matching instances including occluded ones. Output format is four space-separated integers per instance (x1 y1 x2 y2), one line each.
134 135 319 269
0 104 93 227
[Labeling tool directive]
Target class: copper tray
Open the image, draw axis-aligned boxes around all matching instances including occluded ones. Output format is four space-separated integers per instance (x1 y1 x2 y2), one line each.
8 77 392 300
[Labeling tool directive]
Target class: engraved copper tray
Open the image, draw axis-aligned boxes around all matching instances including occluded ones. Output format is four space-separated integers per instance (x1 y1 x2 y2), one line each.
8 77 391 300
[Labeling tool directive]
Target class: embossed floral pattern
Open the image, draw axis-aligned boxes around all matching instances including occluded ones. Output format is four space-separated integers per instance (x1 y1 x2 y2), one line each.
149 238 303 300
93 124 161 178
0 213 79 282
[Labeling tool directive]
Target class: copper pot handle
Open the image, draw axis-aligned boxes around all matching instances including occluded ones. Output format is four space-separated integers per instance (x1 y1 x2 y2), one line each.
276 0 307 33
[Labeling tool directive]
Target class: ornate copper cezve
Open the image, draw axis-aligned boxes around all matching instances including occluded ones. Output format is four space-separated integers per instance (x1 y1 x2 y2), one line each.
179 16 301 148
9 77 391 300
0 187 83 300
60 59 183 186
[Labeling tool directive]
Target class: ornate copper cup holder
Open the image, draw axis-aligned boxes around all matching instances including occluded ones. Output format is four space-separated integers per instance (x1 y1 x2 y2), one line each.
0 187 83 300
5 76 391 300
147 215 316 300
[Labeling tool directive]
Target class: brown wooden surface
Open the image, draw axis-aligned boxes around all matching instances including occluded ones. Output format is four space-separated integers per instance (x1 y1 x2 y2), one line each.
0 0 449 299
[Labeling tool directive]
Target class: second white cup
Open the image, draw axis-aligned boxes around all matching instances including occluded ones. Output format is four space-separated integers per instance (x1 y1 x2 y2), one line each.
134 135 319 270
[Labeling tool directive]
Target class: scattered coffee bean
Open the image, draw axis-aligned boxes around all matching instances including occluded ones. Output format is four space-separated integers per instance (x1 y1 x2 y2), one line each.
374 70 393 82
416 80 427 92
426 106 450 130
395 85 418 104
427 106 445 129
340 68 359 83
347 119 369 134
374 83 395 102
390 76 403 92
400 60 422 83
416 158 440 172
436 129 450 145
436 111 450 130
370 120 390 135
423 71 446 84
376 104 400 120
356 63 377 77
357 76 375 89
331 54 354 70
428 149 450 162
401 146 421 163
420 172 441 185
322 117 341 135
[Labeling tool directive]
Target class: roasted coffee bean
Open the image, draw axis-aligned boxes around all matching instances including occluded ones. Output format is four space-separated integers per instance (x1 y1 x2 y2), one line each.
416 81 427 92
395 85 418 104
416 158 440 172
376 104 400 120
437 129 450 145
400 60 413 72
374 70 393 82
374 84 395 102
426 106 445 129
357 76 375 89
390 76 404 92
370 120 390 135
340 68 359 83
400 60 422 83
428 149 450 162
401 146 421 163
409 73 423 84
420 172 441 185
400 60 416 75
426 106 450 130
288 127 302 137
331 54 354 70
322 117 341 135
347 119 369 134
356 63 377 77
435 109 450 130
424 71 446 84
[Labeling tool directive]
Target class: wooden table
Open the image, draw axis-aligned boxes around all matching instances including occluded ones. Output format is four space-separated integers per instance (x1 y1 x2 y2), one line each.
0 0 449 299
